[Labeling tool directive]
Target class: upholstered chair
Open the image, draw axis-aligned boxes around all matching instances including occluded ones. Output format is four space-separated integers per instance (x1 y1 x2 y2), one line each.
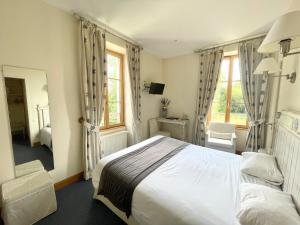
205 122 236 153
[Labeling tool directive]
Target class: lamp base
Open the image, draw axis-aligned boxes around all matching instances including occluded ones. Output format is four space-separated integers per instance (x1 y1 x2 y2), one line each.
280 39 292 57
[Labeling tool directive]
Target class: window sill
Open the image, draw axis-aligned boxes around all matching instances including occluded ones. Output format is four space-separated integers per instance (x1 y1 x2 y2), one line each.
236 126 249 130
100 126 126 135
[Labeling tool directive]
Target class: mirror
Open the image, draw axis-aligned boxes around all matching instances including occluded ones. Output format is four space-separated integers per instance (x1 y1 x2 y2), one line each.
3 65 54 175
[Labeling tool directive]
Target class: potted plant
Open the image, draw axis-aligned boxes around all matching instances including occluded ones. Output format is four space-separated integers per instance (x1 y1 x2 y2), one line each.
160 97 170 118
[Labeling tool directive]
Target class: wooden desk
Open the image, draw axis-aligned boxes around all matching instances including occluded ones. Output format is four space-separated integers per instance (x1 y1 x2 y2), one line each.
157 118 189 141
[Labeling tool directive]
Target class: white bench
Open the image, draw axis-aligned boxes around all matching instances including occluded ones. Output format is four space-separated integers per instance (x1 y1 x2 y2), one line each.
15 160 45 178
1 171 57 225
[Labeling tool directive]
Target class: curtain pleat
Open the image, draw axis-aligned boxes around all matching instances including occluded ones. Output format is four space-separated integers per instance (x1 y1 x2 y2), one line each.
126 43 142 144
80 20 107 179
238 37 269 152
192 48 224 146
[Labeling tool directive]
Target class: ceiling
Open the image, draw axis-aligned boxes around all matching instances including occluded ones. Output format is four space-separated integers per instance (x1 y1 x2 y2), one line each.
44 0 293 58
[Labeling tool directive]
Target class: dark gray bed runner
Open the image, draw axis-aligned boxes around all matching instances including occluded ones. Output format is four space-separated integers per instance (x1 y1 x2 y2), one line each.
97 136 189 217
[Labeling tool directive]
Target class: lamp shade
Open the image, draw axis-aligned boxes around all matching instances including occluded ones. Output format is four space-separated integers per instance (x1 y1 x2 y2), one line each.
254 57 280 75
258 10 300 53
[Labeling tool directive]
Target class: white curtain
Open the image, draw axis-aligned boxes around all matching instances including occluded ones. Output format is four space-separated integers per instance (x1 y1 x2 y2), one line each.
126 42 143 144
192 48 224 146
238 37 269 152
80 19 107 179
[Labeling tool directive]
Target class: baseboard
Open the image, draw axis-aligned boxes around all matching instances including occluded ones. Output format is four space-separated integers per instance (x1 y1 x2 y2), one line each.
54 172 84 190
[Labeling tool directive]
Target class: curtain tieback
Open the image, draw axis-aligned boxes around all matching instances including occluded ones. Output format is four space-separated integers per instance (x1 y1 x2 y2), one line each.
83 121 100 133
249 119 265 127
198 115 206 122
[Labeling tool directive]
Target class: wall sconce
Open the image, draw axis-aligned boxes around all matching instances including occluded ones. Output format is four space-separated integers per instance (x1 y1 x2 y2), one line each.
258 10 300 57
254 57 297 83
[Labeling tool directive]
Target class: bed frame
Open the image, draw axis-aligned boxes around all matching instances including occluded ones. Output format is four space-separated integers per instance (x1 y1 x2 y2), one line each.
273 110 300 211
37 104 50 129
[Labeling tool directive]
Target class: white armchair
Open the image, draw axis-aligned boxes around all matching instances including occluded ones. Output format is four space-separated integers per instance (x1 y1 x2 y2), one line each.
205 122 236 153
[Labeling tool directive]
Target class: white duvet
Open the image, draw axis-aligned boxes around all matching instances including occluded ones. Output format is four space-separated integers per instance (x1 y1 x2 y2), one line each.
93 136 242 225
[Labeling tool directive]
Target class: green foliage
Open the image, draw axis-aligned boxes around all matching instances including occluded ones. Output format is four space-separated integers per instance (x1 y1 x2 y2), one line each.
231 82 246 114
213 81 246 114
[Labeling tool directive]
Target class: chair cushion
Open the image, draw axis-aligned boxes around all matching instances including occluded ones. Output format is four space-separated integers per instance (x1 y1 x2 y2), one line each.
155 131 171 137
208 122 235 133
207 138 233 148
210 131 232 140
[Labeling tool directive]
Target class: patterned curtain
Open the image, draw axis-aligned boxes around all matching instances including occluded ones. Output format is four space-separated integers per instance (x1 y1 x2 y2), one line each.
192 48 224 146
126 42 142 144
238 37 269 152
80 19 107 179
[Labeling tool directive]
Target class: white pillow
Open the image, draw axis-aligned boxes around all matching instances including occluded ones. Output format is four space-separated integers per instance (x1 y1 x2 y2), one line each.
237 183 300 225
241 152 283 185
210 131 232 140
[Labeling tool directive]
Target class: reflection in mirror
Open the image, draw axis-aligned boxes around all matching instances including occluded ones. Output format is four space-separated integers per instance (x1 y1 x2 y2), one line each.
3 66 54 175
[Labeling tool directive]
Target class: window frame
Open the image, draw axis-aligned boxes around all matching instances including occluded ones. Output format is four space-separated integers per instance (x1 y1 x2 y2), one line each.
208 55 248 129
100 49 125 130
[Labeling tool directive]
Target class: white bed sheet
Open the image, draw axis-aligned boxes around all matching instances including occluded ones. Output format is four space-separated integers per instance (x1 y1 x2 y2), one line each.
40 127 52 150
92 136 242 225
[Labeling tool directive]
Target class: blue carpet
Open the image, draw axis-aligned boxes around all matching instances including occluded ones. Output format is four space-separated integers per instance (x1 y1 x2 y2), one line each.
37 180 126 225
12 137 54 171
0 180 126 225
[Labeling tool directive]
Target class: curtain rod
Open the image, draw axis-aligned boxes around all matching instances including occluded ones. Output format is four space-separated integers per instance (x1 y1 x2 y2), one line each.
194 33 266 53
73 12 143 49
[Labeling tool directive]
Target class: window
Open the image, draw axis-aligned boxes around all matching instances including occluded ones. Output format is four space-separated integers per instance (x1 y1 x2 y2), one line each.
208 55 247 128
100 50 124 130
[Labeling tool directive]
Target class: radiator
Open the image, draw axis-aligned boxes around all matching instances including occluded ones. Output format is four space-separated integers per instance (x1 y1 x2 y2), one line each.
100 130 128 157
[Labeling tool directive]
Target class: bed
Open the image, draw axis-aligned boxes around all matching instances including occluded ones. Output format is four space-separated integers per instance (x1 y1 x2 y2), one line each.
40 126 52 150
92 110 300 225
37 105 52 150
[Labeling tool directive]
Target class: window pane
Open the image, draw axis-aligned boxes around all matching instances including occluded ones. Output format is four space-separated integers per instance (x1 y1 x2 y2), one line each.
108 79 120 102
108 102 121 125
219 58 230 82
210 81 228 122
107 54 120 79
100 113 105 127
230 80 247 126
232 58 240 81
230 58 247 126
209 56 247 127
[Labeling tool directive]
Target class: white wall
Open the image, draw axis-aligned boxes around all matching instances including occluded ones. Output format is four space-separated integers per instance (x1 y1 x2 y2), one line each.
140 52 164 139
278 52 300 112
162 54 199 142
0 0 163 186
